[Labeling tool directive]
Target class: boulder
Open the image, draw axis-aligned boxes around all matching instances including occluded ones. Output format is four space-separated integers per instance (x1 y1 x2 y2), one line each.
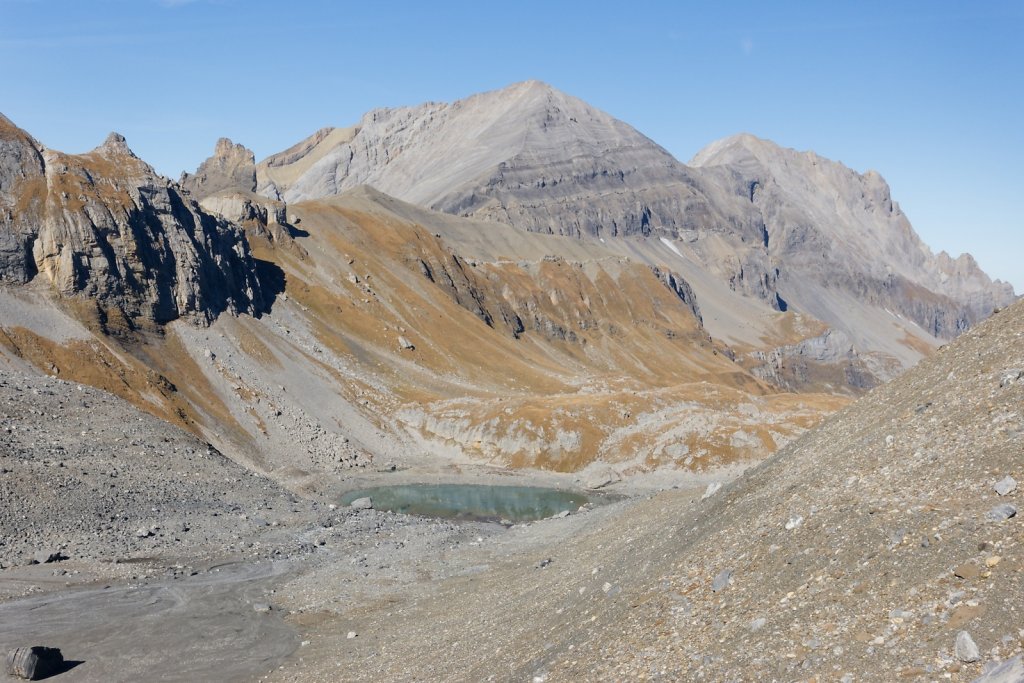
956 631 982 663
31 549 65 564
972 655 1024 682
5 646 64 680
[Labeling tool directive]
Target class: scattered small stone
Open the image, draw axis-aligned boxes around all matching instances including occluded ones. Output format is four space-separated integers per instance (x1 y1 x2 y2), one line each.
954 564 981 580
349 497 373 510
5 646 64 680
985 556 1001 568
955 630 981 663
986 504 1017 522
397 336 414 351
135 528 153 538
555 510 570 518
994 476 1017 496
536 558 553 569
347 631 357 639
582 468 619 490
999 369 1024 388
785 516 803 530
712 569 733 592
749 617 766 632
701 482 723 499
253 603 272 613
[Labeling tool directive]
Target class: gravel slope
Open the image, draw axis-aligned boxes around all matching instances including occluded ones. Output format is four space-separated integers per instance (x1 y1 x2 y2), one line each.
265 299 1024 682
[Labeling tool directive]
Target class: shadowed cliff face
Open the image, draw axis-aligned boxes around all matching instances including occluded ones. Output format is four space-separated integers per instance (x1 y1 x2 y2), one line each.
0 115 266 329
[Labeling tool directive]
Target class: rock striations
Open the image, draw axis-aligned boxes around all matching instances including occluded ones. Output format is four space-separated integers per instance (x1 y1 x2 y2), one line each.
0 115 264 329
249 81 1014 375
691 133 1015 338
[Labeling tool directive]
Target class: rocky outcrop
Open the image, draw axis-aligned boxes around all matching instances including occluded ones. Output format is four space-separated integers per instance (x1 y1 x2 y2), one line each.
650 265 702 324
748 328 877 392
0 114 46 284
180 138 256 200
199 190 294 246
0 115 265 328
691 133 1016 337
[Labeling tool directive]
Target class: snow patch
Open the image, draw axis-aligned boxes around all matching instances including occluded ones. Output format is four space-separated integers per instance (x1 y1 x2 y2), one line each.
659 236 683 257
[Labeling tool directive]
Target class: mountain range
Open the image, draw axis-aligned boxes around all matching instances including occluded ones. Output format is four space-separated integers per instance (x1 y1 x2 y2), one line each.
0 81 1016 481
2 80 1022 682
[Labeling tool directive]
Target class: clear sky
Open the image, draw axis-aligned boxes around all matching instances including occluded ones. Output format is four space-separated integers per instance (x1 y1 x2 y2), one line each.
2 0 1021 292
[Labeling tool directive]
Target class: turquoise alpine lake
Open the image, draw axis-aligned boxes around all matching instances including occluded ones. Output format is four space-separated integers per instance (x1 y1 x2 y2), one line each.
338 483 594 522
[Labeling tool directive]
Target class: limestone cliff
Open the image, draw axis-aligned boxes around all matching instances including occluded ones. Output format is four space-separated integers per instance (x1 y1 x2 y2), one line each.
690 133 1016 337
0 115 265 328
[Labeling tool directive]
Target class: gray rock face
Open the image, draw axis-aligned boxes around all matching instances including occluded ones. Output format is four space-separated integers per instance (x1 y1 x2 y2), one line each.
0 116 265 327
749 328 876 392
256 82 1014 365
180 137 256 200
691 134 1016 337
650 265 702 323
0 114 46 284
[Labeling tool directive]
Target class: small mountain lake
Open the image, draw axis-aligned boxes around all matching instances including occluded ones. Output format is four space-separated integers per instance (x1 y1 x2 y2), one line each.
338 483 594 523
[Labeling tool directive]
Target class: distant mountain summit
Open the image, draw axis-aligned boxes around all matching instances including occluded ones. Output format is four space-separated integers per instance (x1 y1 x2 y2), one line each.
196 81 1012 383
690 132 1016 338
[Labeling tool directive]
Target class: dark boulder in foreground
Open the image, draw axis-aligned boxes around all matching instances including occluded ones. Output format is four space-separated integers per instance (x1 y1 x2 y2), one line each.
5 646 64 680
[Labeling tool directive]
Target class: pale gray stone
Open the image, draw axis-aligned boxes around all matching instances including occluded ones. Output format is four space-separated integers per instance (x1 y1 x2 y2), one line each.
956 631 982 663
987 504 1018 522
994 476 1017 496
180 138 257 199
712 569 733 592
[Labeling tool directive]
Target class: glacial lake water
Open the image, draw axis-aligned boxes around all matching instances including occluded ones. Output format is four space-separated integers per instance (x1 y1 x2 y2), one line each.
338 483 593 523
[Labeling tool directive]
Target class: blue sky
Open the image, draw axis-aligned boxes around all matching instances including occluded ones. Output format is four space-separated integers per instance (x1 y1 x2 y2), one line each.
2 0 1021 292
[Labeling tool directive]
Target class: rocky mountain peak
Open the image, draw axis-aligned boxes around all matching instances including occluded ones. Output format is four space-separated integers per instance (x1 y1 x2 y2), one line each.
180 137 257 200
248 85 1014 383
214 137 254 162
95 132 136 159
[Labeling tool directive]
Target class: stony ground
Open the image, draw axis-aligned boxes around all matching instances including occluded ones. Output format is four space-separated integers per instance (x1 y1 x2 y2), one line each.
261 302 1024 682
1 300 1022 682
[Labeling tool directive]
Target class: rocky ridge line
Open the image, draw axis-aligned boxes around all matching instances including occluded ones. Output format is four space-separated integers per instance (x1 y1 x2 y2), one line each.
0 114 266 328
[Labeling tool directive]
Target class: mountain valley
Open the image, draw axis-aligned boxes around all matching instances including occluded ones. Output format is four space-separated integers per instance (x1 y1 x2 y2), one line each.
0 82 1020 682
